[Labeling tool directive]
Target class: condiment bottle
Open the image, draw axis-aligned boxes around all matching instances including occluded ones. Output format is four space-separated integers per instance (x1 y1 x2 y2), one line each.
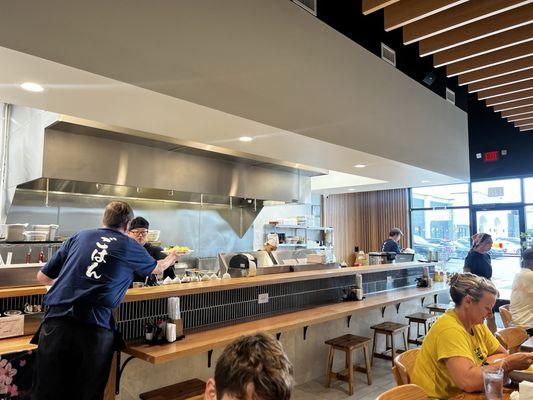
39 250 46 263
25 248 32 264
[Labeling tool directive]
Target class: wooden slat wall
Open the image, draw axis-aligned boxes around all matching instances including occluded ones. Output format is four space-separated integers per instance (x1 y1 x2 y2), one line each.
323 189 410 263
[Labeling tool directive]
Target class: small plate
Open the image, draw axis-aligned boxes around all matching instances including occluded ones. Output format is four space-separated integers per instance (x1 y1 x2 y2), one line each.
162 249 194 255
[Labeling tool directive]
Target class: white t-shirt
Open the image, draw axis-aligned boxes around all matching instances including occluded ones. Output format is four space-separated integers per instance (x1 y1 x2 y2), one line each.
510 268 533 329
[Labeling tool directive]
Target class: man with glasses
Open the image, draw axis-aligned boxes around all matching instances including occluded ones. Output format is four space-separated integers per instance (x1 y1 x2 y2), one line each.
129 216 176 285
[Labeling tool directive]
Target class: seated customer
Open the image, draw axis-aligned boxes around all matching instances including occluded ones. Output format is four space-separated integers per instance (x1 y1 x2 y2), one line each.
129 217 175 285
510 248 533 335
411 273 533 399
204 332 294 400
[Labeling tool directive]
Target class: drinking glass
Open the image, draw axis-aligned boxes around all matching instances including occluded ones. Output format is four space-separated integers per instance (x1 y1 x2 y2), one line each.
482 362 504 400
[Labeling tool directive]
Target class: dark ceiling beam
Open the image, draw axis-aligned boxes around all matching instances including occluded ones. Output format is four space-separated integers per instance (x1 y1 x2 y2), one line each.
384 0 467 31
362 0 401 15
514 117 533 126
486 88 533 106
447 41 533 77
501 104 533 117
507 111 533 121
403 0 530 45
458 56 533 85
469 69 533 92
419 5 533 56
493 98 533 111
478 80 533 100
433 25 533 67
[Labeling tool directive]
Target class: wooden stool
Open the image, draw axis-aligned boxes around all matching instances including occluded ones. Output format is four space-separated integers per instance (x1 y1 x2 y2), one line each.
325 334 372 395
426 303 452 315
139 378 206 400
370 322 409 366
406 312 436 346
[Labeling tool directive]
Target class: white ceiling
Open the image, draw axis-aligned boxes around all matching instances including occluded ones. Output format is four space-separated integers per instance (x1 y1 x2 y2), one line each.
0 0 470 193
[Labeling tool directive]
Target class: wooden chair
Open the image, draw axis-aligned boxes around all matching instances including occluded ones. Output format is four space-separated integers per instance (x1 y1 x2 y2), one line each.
495 326 529 353
393 348 419 385
499 304 512 328
375 384 428 400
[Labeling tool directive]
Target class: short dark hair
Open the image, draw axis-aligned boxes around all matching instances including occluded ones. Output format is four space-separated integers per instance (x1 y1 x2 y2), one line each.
129 216 149 230
214 333 294 400
389 228 403 237
523 247 533 268
102 201 134 229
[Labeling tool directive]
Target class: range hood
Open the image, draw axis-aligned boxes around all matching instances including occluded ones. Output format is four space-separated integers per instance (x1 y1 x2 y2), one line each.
2 107 326 236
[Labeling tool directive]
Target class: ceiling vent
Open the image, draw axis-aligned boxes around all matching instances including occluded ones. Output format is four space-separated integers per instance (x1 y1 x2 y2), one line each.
380 43 396 67
446 88 456 105
292 0 317 15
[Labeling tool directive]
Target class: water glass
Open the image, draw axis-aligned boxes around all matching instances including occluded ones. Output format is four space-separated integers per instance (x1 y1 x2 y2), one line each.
482 363 504 400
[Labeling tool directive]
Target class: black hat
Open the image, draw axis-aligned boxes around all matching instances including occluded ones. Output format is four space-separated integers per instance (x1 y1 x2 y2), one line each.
129 216 149 230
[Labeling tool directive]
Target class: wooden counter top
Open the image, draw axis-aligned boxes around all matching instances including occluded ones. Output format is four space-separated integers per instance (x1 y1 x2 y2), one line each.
0 335 36 355
0 262 436 302
124 283 448 364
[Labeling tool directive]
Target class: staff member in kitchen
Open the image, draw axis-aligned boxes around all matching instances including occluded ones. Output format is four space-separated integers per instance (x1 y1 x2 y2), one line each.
128 216 176 285
32 201 181 400
381 228 403 253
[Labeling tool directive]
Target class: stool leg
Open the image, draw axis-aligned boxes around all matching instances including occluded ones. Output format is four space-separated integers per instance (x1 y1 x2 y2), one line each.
389 333 396 367
417 322 421 342
326 347 334 388
346 349 354 396
363 344 372 386
424 321 428 337
371 330 377 367
402 330 408 352
407 320 411 342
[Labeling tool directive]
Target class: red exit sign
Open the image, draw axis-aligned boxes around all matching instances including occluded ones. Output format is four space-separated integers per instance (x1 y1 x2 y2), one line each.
484 151 499 162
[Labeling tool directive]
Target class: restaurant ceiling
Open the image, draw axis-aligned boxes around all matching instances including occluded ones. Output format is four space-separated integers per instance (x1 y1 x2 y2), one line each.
362 0 533 132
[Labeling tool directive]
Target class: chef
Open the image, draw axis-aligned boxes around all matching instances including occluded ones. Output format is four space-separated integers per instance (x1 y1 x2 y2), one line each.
128 216 176 285
32 201 181 399
381 228 403 253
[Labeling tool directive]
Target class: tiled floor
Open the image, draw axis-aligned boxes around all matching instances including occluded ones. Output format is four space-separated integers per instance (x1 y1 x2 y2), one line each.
292 357 397 400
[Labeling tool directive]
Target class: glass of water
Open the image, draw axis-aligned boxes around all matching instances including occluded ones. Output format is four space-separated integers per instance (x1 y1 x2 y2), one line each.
482 362 504 400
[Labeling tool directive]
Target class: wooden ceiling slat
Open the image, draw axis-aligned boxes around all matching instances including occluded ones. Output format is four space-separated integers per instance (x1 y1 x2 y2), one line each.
519 126 533 131
469 69 533 92
362 0 401 15
384 0 468 31
486 88 533 106
403 0 530 45
433 25 533 67
478 80 533 100
419 5 533 56
514 117 533 126
493 98 533 111
458 56 533 85
447 41 533 77
507 111 533 121
501 104 533 117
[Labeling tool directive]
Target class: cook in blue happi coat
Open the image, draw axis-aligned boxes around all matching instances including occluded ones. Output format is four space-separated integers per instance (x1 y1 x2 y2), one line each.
31 201 182 400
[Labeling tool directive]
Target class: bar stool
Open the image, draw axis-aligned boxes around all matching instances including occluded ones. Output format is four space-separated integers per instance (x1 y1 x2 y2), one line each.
325 334 372 395
139 378 206 400
370 322 409 366
426 303 452 315
405 312 436 346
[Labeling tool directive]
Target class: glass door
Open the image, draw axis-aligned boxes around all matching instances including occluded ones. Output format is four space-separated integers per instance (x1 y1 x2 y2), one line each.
474 209 522 300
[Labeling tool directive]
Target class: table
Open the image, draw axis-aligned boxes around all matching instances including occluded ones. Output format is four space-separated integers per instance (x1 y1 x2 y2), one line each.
450 393 511 400
521 336 533 352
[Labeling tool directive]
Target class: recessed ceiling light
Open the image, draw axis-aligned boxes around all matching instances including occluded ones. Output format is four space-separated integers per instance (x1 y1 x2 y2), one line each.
239 136 253 142
354 164 367 168
421 180 430 183
20 82 44 92
348 188 356 191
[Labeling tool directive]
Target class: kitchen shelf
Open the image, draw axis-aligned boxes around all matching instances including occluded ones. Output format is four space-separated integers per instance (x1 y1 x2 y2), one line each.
0 241 64 246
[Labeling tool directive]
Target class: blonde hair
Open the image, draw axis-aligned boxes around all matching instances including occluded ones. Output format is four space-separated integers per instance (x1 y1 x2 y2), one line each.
449 272 498 305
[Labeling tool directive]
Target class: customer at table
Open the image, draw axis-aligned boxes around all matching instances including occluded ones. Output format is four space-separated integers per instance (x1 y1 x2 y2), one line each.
411 273 533 399
32 201 181 400
203 332 294 400
128 216 175 285
381 228 403 253
510 247 533 335
464 233 497 332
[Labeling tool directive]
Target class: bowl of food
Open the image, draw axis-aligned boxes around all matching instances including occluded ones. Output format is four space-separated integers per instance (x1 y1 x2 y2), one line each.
162 245 193 255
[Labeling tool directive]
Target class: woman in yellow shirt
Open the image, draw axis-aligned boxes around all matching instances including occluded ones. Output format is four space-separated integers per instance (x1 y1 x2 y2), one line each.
411 273 533 399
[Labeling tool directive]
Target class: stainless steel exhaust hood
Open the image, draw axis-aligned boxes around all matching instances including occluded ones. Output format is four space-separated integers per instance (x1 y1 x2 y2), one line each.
3 110 325 236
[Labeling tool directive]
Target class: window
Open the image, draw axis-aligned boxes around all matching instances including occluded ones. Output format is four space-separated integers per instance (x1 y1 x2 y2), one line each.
411 184 469 208
524 177 533 204
471 179 521 204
